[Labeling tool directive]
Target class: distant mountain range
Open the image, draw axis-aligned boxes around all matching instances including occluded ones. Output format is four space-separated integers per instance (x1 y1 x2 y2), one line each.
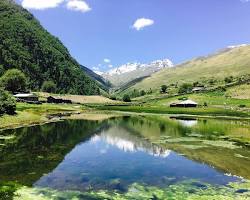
99 59 173 87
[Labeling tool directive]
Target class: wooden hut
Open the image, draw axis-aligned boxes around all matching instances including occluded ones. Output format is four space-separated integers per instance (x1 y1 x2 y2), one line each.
14 93 39 102
170 100 198 108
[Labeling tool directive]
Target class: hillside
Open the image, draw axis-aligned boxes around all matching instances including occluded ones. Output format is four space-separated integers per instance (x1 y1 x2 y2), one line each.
0 0 102 95
118 45 250 95
80 65 111 89
101 59 173 87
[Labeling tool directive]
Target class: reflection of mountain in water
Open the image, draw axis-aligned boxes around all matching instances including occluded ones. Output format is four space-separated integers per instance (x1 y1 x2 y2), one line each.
177 119 198 127
0 120 109 185
91 126 171 158
170 117 198 127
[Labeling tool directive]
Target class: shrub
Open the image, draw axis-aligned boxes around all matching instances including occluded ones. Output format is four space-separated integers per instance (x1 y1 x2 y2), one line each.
41 81 56 93
224 76 233 84
110 95 117 100
0 69 27 93
123 94 131 102
204 102 208 107
217 86 226 92
239 104 246 108
140 90 146 96
178 83 193 94
160 85 167 93
147 88 153 94
208 79 216 85
0 88 16 115
193 81 199 87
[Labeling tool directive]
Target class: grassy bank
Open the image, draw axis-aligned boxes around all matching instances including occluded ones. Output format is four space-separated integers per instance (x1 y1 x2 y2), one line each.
0 103 84 130
96 105 250 118
96 90 250 118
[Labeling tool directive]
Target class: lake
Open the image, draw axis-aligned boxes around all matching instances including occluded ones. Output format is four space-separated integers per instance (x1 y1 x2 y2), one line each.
0 114 250 199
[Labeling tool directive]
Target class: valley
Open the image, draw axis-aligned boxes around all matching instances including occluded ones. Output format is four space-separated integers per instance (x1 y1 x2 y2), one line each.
0 0 250 199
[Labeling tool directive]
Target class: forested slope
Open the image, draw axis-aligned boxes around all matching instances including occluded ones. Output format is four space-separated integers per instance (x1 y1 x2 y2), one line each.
0 0 101 95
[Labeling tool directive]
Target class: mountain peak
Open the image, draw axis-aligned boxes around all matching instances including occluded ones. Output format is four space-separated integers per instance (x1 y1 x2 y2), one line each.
104 58 173 77
227 44 248 49
100 58 173 87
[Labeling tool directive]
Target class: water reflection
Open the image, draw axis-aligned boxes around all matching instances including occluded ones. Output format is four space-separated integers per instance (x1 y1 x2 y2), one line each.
34 121 238 192
0 114 250 193
170 117 198 127
91 126 171 158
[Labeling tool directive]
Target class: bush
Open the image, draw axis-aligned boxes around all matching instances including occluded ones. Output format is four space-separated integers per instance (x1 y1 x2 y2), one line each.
204 102 208 107
41 81 56 93
0 181 20 200
0 69 27 93
123 94 131 102
208 79 216 85
217 86 226 92
110 95 117 100
224 76 233 84
140 90 146 96
160 85 167 93
239 104 246 108
178 83 193 94
147 88 153 94
0 88 16 115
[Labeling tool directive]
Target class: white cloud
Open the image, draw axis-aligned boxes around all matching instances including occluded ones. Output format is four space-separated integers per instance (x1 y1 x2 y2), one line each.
132 18 154 31
21 0 91 12
22 0 64 10
104 58 111 63
108 64 113 68
66 0 91 13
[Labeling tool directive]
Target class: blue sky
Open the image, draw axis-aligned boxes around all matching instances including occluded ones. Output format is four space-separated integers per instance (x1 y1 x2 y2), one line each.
16 0 250 72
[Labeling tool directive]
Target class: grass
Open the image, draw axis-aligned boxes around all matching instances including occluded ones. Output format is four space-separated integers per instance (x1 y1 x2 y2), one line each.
36 92 119 104
0 103 84 130
226 83 250 99
150 92 250 108
97 105 250 118
96 91 250 118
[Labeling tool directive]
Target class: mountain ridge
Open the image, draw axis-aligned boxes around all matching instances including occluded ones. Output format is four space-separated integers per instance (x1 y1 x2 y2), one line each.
99 59 173 87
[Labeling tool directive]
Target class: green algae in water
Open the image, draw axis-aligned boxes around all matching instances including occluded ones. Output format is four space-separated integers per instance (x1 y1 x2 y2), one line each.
14 181 250 200
0 182 21 200
202 140 240 149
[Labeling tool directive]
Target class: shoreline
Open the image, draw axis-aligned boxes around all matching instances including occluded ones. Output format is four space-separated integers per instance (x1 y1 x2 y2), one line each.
1 107 250 132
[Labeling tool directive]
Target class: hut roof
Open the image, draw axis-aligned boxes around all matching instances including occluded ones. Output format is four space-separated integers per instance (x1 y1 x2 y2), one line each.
14 93 37 98
179 100 198 105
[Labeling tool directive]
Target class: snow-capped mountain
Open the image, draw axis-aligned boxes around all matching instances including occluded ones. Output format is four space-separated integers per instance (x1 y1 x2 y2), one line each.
227 44 247 49
100 59 173 87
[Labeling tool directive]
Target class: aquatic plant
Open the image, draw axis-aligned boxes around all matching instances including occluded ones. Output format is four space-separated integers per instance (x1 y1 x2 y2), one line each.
14 180 250 200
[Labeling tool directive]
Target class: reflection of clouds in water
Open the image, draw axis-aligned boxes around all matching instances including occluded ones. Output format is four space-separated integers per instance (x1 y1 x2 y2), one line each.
100 149 107 154
91 135 101 143
91 130 171 158
178 120 197 127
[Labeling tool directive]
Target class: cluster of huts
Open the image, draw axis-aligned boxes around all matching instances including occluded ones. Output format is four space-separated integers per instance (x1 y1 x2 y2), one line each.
13 93 199 108
13 93 72 104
